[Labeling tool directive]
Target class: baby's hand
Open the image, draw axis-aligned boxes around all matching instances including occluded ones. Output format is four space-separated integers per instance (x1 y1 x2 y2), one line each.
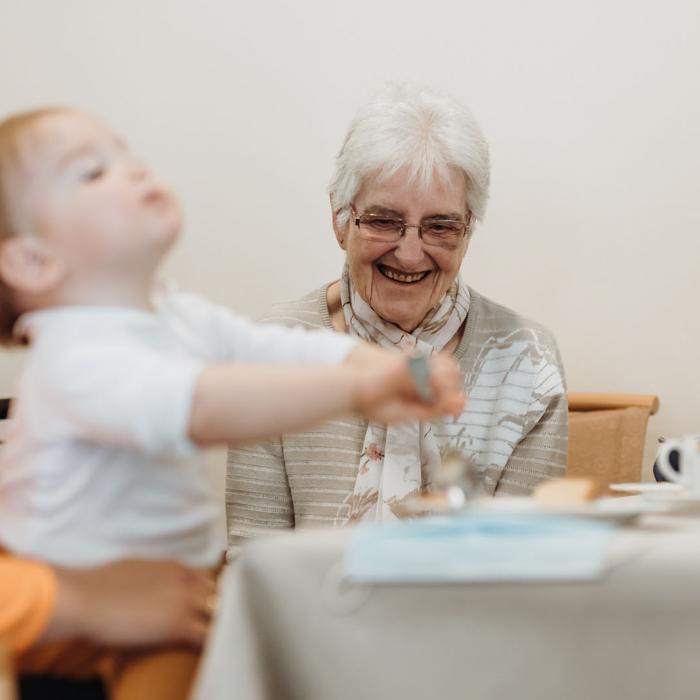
421 353 467 418
348 344 466 424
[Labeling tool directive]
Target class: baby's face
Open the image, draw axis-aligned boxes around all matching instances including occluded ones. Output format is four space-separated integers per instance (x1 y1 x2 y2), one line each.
16 110 181 280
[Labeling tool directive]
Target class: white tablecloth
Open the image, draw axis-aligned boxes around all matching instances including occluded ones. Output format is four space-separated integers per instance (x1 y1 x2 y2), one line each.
193 516 700 700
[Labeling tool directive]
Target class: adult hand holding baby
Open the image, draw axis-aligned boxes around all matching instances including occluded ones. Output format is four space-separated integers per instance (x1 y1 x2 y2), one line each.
42 560 217 649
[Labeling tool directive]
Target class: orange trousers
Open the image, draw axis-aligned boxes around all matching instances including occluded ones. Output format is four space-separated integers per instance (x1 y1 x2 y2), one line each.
1 544 221 700
17 641 200 700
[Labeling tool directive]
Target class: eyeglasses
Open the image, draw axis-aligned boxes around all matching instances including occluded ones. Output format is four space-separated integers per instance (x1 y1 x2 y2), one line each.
351 207 472 248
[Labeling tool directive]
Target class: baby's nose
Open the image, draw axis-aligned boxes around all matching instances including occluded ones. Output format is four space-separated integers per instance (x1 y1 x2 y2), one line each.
126 157 148 180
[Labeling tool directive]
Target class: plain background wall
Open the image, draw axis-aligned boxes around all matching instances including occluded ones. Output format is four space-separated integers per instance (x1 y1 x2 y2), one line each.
1 0 698 484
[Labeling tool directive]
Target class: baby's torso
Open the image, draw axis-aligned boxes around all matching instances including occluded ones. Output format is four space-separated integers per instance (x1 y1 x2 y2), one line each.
0 297 225 567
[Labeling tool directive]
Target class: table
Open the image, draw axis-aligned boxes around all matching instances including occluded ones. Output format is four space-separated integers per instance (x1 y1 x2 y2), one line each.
193 516 700 700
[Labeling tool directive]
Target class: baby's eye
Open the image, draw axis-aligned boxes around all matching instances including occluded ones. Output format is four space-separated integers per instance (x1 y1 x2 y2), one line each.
80 164 106 183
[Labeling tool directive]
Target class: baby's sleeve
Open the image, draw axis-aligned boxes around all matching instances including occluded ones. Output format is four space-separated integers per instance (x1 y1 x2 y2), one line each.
29 339 203 459
169 293 358 364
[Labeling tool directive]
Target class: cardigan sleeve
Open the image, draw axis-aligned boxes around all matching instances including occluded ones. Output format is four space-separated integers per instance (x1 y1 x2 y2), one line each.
494 387 568 495
225 438 295 557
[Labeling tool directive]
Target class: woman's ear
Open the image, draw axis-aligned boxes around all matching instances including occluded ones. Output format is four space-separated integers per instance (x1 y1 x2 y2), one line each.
330 197 348 251
0 236 65 295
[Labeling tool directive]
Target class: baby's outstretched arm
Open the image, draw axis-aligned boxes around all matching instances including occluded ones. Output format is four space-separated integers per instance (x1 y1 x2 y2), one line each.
188 346 465 446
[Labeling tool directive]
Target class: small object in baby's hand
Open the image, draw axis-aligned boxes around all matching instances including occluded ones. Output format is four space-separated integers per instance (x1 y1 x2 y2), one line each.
407 355 433 402
533 477 599 506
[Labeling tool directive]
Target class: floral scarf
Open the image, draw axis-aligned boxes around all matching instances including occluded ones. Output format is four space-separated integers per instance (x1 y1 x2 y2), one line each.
340 265 470 522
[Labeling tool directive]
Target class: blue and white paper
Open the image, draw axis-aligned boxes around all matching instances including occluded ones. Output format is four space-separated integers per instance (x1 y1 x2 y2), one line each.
345 514 614 583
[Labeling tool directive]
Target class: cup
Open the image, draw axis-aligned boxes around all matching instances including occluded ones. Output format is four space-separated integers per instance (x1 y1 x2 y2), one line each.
655 435 700 492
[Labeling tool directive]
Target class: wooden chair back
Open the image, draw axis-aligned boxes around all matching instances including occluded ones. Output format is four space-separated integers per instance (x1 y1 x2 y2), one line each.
568 393 659 488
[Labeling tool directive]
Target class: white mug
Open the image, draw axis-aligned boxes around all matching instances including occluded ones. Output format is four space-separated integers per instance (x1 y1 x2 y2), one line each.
656 435 700 492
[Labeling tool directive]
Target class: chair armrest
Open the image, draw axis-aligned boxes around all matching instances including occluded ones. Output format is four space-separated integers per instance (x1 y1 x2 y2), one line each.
568 392 659 416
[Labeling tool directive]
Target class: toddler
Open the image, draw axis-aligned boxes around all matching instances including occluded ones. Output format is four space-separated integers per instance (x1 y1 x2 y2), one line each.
0 107 464 698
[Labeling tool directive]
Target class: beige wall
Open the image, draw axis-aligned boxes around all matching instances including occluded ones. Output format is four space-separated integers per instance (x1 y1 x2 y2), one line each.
1 0 698 480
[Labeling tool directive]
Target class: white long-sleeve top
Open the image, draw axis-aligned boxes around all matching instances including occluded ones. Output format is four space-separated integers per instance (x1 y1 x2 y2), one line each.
0 290 357 567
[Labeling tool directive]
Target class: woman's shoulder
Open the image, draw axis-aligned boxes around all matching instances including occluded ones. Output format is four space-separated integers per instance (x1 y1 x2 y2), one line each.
460 287 564 378
462 287 567 395
257 284 332 331
467 287 560 347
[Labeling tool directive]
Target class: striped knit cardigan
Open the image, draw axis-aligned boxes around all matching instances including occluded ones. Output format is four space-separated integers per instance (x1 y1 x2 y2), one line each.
226 283 568 550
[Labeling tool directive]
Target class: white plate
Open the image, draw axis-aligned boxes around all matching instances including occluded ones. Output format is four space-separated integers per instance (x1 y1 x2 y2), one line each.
468 496 671 524
401 494 672 525
608 482 700 510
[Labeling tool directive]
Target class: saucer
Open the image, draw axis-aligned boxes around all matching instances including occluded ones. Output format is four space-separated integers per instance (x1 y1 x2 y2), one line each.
609 482 700 508
640 489 700 505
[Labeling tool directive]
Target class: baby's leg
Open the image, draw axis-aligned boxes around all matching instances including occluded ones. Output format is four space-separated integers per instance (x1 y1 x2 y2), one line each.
109 648 200 700
18 643 199 700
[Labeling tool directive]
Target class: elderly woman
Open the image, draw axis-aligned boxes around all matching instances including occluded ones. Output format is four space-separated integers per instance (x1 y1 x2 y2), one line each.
227 85 567 540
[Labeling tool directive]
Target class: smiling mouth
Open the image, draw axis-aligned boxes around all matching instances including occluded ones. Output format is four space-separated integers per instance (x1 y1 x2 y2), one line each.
376 263 432 284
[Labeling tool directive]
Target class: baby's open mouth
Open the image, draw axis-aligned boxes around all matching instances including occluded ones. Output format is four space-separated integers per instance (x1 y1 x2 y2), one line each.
376 264 432 285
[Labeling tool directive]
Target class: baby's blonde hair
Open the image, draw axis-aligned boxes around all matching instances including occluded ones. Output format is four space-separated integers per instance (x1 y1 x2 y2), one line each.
0 107 65 345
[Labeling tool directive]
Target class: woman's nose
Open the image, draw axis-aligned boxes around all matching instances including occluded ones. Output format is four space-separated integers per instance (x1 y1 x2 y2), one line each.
394 227 425 267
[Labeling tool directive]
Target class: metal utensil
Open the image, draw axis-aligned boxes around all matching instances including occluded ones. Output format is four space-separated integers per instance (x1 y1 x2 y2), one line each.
435 449 485 507
407 355 433 402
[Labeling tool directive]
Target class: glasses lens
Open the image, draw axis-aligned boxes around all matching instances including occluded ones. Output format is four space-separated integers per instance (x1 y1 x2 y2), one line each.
421 221 465 246
358 216 403 240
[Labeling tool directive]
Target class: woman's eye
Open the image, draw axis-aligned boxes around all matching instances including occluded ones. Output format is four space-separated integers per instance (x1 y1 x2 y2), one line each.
368 218 401 231
427 222 459 235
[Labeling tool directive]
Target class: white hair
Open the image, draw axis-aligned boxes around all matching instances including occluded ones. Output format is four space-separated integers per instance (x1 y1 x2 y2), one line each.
329 84 490 229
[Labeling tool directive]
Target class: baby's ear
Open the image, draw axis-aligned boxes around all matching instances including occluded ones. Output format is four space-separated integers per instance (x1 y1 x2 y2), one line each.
0 236 65 295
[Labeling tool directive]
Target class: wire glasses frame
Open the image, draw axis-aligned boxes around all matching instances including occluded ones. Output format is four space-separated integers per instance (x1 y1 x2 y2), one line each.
350 206 472 247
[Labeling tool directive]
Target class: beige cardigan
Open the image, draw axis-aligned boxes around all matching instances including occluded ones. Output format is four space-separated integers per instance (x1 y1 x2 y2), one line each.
226 284 568 549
